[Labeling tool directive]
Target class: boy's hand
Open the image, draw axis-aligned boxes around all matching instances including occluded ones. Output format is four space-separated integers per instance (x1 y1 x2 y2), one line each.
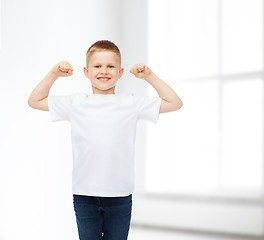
51 61 74 77
129 63 152 80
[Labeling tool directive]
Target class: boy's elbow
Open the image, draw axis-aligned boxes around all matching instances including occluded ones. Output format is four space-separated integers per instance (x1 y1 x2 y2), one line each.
174 101 183 111
28 99 35 108
27 99 32 107
179 101 183 109
27 99 37 109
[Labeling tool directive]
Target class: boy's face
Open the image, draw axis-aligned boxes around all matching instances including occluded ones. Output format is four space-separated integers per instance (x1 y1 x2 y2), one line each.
84 51 124 94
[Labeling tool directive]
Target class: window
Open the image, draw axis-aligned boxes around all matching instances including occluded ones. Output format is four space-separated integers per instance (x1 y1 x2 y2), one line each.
146 0 263 199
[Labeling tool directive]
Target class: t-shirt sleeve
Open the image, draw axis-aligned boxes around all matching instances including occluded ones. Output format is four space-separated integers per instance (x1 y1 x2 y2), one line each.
47 94 74 122
132 94 162 123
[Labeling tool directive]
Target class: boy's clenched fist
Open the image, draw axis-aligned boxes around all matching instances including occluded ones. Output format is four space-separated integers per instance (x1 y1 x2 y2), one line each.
129 63 152 79
51 61 74 77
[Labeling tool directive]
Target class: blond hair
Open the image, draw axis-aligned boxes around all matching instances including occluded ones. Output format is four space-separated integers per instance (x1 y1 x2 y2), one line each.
86 40 121 67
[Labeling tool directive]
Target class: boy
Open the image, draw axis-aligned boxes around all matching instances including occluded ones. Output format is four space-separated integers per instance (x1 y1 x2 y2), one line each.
28 40 183 240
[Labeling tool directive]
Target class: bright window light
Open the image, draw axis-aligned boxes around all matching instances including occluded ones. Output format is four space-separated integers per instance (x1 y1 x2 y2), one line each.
146 0 263 198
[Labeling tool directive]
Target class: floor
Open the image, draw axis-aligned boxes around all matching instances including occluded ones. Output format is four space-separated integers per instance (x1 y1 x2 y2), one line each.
128 226 263 240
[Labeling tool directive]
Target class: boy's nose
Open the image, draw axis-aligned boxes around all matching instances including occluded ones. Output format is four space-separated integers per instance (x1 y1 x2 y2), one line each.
101 66 108 73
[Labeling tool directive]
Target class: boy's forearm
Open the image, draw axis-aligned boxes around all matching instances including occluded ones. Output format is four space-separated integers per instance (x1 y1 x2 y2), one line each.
145 71 183 105
28 71 58 104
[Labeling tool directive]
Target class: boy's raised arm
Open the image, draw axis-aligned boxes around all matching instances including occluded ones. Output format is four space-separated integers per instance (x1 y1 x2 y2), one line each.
129 63 183 113
27 61 74 111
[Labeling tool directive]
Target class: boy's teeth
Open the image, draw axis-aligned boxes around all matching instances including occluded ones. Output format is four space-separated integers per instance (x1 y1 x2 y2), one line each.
99 78 110 81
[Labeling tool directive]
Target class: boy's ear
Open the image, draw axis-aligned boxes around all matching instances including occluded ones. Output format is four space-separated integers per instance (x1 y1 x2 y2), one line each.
119 67 124 79
83 67 89 79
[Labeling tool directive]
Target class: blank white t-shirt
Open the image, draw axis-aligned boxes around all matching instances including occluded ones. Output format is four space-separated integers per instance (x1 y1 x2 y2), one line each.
47 92 162 197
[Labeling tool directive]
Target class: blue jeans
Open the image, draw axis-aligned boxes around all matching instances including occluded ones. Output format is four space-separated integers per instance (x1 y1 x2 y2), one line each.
73 194 132 240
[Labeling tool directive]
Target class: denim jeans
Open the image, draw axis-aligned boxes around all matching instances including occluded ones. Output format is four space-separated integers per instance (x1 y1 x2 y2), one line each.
73 194 132 240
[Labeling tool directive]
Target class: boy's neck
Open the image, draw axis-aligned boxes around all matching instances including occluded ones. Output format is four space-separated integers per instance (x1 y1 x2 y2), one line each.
92 87 116 95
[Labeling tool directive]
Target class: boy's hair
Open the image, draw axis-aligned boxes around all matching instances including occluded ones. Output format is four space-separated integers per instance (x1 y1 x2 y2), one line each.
86 40 121 68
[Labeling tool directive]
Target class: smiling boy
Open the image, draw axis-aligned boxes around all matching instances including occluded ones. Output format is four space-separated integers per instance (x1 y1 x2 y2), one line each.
28 40 182 240
84 44 123 94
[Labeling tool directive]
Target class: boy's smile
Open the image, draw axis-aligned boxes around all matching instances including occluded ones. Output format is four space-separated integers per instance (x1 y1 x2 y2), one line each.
84 51 124 94
98 77 111 82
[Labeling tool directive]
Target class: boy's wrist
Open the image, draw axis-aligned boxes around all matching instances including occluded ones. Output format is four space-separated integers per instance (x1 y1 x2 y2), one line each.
48 69 60 80
143 70 155 82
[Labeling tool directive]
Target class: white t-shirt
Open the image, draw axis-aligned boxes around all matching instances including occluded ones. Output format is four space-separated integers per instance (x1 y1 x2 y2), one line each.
47 92 162 197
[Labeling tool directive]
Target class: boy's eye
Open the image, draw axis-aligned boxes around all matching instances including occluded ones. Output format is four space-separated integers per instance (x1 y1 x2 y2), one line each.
94 65 115 68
